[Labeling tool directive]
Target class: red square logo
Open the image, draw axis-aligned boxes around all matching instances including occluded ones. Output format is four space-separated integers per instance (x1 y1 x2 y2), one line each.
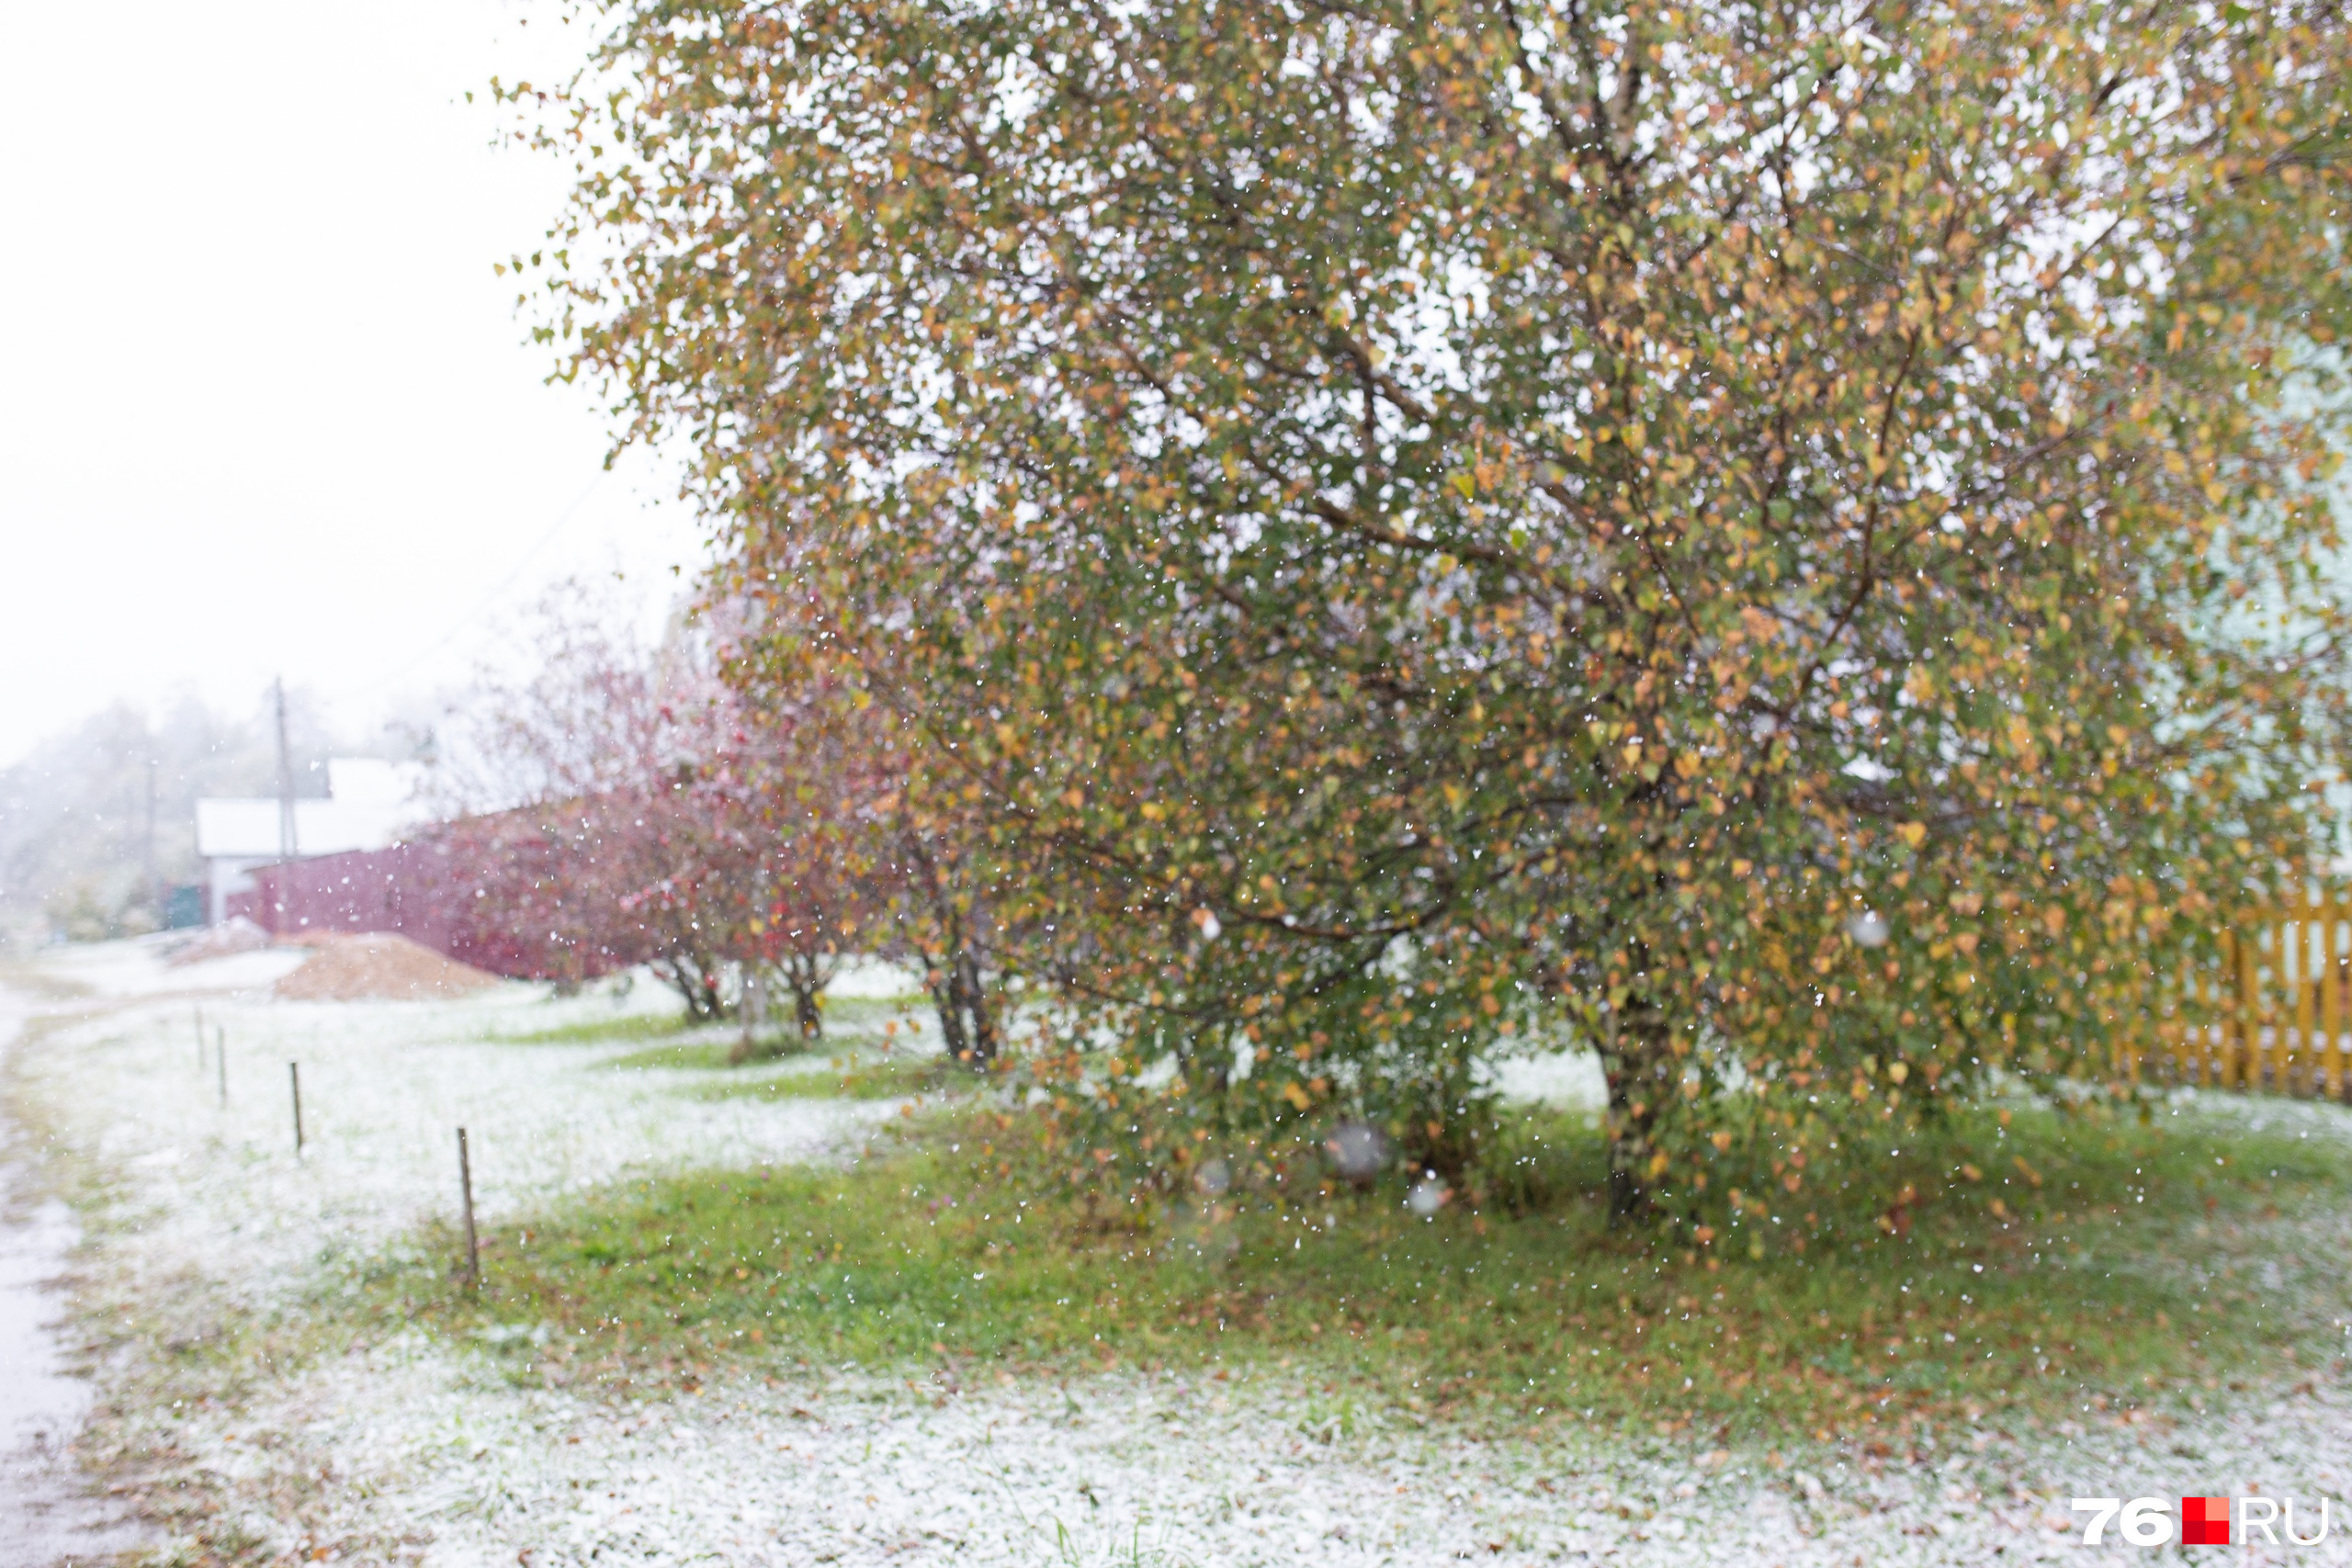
2182 1495 2230 1546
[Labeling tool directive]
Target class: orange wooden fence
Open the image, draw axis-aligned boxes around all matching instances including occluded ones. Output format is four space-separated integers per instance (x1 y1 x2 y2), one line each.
2123 889 2352 1100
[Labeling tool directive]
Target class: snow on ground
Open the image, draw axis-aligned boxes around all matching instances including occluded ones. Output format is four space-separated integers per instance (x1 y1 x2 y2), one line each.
135 1325 2352 1567
39 935 311 1000
1484 1049 1608 1111
8 940 2352 1565
0 988 154 1561
11 945 899 1325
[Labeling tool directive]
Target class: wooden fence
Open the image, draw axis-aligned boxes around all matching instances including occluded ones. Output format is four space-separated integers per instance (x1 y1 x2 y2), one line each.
2123 889 2352 1101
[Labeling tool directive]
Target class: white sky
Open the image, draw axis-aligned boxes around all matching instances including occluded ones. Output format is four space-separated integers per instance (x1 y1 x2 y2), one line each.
0 0 706 769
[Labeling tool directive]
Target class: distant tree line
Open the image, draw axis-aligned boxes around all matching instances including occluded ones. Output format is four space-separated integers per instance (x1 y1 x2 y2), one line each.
0 692 348 947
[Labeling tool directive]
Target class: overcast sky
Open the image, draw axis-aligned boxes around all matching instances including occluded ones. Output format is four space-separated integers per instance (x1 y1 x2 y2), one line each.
0 0 705 769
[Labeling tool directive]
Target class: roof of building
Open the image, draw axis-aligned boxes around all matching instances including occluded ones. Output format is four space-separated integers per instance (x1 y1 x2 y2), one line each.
196 759 432 860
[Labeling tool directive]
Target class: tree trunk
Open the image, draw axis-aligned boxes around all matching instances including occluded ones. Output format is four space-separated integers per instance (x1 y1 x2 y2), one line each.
1601 1001 1673 1224
653 953 729 1020
952 946 998 1063
928 964 970 1060
693 962 726 1020
775 949 828 1040
739 968 767 1055
896 821 994 1066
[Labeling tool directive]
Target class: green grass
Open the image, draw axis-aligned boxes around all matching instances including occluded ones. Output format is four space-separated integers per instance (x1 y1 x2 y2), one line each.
595 1039 959 1094
494 1011 703 1047
814 994 933 1033
349 1100 2352 1443
686 1055 968 1101
506 995 932 1064
603 1039 775 1072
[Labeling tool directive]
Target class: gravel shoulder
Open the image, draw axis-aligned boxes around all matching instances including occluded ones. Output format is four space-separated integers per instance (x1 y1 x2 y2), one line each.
9 940 2352 1566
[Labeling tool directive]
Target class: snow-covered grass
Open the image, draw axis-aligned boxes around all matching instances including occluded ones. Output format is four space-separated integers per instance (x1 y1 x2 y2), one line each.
14 965 900 1331
8 940 2352 1566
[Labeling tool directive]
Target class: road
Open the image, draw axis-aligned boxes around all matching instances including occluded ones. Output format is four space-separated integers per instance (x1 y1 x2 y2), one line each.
0 986 147 1567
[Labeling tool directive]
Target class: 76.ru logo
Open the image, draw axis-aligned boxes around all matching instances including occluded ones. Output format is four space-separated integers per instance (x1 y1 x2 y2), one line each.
2072 1495 2332 1547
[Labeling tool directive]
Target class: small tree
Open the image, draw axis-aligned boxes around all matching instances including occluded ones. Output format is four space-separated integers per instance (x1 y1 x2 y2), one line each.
718 599 1010 1062
433 582 742 1015
676 657 883 1043
420 801 643 986
437 582 910 1034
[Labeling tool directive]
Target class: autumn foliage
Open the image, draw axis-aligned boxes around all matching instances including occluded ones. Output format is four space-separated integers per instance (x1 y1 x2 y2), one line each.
513 0 2352 1224
420 589 854 1028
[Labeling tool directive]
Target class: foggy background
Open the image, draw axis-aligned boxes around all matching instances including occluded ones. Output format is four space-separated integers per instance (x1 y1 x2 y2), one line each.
0 0 706 941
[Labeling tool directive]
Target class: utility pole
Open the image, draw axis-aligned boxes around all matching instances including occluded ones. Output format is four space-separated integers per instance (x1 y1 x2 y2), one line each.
143 753 160 923
273 677 298 933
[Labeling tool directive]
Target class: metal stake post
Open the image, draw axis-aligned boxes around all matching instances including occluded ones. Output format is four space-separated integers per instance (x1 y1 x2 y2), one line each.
289 1063 304 1156
457 1127 480 1289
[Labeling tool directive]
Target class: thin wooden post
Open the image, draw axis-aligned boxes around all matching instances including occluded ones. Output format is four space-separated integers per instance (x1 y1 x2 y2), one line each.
289 1063 304 1156
2328 897 2348 1103
2215 941 2230 1087
216 1026 227 1108
2182 964 2201 1086
2252 918 2269 1091
2215 946 2228 1086
2170 960 2182 1084
2241 929 2263 1090
195 1006 205 1071
2340 896 2351 1103
457 1127 480 1290
2206 937 2220 1087
2294 900 2318 1098
2219 933 2240 1089
2272 913 2292 1093
2191 956 2208 1086
2191 949 2211 1085
2275 907 2293 1094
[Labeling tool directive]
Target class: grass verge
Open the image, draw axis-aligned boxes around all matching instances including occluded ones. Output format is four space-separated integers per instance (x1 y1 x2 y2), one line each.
517 995 933 1066
602 1039 785 1072
493 1011 702 1047
349 1098 2352 1445
684 1055 967 1100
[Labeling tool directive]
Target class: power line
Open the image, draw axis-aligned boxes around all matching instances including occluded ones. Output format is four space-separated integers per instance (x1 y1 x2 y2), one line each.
349 468 612 697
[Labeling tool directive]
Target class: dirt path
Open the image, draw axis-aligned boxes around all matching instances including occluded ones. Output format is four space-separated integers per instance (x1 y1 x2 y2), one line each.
0 987 148 1566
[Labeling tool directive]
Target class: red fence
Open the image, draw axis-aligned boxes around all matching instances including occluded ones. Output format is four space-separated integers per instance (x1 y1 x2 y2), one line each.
232 842 569 980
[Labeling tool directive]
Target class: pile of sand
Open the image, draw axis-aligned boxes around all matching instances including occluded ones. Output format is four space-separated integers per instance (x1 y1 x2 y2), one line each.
274 932 507 1002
